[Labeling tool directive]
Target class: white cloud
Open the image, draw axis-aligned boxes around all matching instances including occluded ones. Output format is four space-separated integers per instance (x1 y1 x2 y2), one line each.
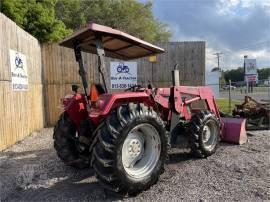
206 47 270 72
152 0 270 70
218 0 241 16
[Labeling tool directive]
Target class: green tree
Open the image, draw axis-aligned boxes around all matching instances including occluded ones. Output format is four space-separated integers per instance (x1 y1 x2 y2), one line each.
1 0 71 42
55 0 86 30
224 67 244 82
219 71 226 85
223 67 270 82
56 0 171 42
258 68 270 80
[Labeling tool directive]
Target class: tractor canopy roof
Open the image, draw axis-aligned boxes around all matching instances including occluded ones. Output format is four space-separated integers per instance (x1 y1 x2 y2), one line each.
59 23 165 60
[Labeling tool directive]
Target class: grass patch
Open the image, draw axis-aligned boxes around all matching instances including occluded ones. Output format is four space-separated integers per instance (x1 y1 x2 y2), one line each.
216 98 241 115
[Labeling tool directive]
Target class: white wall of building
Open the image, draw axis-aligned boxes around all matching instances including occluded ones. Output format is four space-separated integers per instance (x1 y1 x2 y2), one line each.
205 71 221 98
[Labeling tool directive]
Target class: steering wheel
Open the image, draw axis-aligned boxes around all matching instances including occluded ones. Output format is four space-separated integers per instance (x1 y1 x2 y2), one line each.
124 85 142 92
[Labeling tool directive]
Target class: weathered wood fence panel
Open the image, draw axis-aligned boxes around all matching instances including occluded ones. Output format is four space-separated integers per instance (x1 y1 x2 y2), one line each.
0 14 44 150
134 42 205 87
41 44 98 125
42 41 205 125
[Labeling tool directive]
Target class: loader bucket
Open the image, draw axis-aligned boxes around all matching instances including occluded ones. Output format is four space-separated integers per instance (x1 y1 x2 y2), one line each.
220 117 247 145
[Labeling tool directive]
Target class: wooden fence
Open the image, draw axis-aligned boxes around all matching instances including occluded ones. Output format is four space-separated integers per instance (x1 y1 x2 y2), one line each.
134 42 205 87
41 44 98 125
0 14 44 150
42 41 205 125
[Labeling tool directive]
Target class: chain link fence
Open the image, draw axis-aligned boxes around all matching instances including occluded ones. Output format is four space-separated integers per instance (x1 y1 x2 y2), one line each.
206 78 270 114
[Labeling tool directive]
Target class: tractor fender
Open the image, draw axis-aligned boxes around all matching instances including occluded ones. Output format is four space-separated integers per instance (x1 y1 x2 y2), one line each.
62 93 88 128
90 91 153 125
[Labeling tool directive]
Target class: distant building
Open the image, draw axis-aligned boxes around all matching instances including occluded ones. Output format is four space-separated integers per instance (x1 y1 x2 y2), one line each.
205 69 221 98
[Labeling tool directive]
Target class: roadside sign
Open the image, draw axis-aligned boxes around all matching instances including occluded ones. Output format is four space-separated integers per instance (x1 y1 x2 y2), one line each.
110 62 137 89
244 59 257 75
245 74 258 82
9 49 28 91
244 58 258 82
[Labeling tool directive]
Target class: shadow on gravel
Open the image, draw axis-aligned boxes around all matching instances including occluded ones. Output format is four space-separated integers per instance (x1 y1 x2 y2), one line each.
1 148 202 201
168 152 195 164
0 148 125 201
167 142 239 164
0 142 235 201
2 129 270 201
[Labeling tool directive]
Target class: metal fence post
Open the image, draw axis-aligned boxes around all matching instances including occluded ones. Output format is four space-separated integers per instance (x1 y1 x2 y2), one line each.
268 77 270 126
268 76 270 101
229 80 232 113
246 79 249 95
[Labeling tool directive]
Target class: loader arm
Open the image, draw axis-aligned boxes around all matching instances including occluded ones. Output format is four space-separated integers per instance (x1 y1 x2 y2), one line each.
153 86 220 120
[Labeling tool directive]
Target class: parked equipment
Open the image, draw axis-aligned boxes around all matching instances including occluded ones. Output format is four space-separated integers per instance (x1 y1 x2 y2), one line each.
233 96 270 130
53 23 246 195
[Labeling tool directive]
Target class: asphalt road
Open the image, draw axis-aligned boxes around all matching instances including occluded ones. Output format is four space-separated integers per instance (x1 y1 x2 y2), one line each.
0 128 269 201
219 90 269 101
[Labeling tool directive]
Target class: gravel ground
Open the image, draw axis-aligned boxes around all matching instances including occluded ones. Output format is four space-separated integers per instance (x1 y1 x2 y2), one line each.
0 128 269 201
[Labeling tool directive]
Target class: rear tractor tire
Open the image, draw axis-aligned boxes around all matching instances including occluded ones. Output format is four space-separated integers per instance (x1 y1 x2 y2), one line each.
189 110 220 158
91 103 169 195
53 113 89 169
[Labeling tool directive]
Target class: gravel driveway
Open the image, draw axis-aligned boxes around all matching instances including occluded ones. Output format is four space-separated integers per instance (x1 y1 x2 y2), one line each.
0 128 269 201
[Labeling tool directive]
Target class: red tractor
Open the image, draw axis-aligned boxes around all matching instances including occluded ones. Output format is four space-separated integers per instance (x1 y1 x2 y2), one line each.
53 23 246 195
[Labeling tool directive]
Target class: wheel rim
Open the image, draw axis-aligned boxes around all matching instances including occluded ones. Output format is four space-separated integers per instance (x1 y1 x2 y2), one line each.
121 123 161 179
202 120 218 150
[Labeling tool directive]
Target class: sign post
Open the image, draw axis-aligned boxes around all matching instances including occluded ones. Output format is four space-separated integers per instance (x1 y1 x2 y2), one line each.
268 76 270 101
229 79 231 112
110 62 137 90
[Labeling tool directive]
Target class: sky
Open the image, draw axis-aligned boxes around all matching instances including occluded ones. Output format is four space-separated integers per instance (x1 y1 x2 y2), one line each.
146 0 270 71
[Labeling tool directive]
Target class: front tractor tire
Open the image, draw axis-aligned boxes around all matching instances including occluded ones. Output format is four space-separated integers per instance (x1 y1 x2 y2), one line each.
189 110 220 158
53 113 88 168
91 103 168 195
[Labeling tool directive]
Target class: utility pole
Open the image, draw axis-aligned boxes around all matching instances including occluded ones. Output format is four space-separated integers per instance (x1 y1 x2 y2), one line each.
213 52 223 70
213 52 223 93
244 55 248 95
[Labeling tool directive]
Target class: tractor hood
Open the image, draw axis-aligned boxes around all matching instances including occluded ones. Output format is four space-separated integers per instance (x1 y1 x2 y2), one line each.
59 23 164 60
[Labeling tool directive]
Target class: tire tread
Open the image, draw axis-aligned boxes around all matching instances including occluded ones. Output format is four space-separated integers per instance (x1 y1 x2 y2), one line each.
91 103 168 195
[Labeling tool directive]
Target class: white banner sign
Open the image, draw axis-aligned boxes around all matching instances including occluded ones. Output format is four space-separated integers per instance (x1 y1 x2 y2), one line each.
110 62 137 89
245 58 257 75
9 49 28 91
245 74 258 82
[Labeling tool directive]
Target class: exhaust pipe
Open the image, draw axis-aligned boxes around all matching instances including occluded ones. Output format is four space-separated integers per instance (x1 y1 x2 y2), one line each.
172 64 180 87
